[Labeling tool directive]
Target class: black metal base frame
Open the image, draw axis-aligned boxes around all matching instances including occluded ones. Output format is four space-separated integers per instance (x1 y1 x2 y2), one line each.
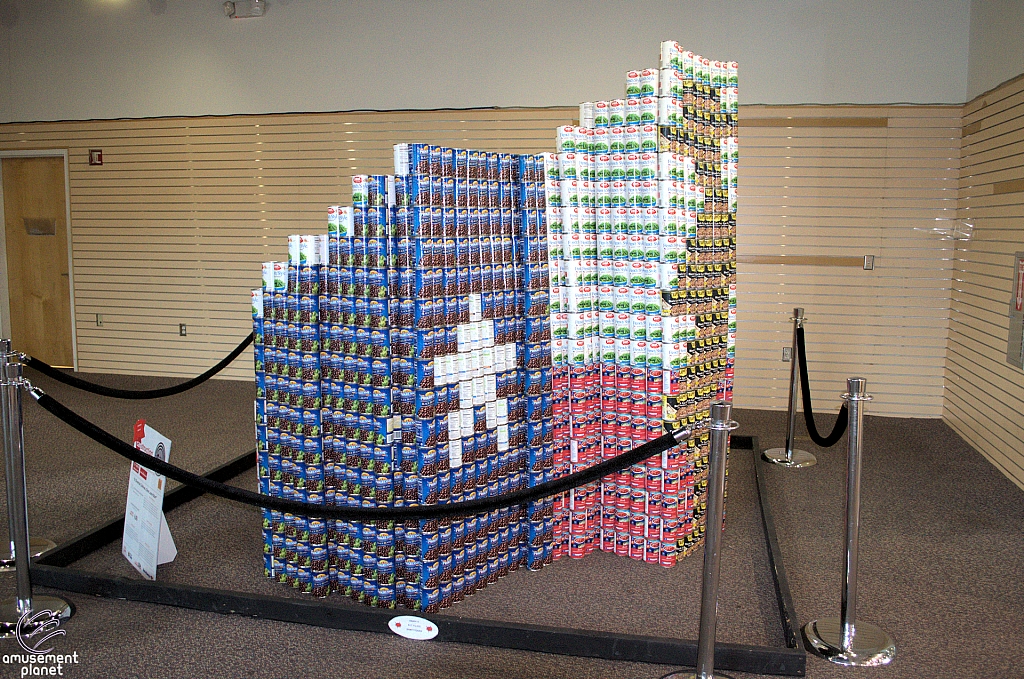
31 437 805 677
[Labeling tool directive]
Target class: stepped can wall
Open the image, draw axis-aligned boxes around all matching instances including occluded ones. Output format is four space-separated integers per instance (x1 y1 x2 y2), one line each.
250 39 737 609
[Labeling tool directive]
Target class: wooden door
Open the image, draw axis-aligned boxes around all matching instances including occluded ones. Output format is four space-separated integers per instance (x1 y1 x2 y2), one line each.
2 157 74 366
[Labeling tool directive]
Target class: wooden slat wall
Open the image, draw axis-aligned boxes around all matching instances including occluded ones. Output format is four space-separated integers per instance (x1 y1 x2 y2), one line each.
0 108 577 379
0 104 965 421
736 105 962 418
945 74 1024 490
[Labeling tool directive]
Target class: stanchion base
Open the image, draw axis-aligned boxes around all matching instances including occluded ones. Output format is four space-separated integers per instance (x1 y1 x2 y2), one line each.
0 595 74 639
0 537 58 572
802 618 895 666
761 448 816 468
660 672 735 679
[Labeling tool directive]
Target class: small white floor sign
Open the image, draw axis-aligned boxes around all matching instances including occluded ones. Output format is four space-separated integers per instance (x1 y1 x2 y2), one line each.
122 420 177 579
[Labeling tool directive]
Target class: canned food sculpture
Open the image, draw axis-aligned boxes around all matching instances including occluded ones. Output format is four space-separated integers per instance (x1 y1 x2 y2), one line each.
251 40 737 611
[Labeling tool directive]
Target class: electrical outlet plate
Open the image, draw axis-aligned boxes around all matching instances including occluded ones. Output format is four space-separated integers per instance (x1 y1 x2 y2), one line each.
96 313 103 327
179 323 187 337
863 255 875 270
782 346 792 362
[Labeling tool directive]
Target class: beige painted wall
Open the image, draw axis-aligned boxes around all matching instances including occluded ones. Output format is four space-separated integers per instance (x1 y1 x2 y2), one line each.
0 1 972 123
967 0 1024 100
736 106 961 418
945 74 1024 490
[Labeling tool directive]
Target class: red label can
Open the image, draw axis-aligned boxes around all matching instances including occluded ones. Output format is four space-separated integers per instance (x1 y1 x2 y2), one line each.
629 535 645 560
628 511 646 536
659 542 677 568
630 367 646 392
571 487 588 506
647 421 663 441
614 508 629 532
631 391 646 414
646 394 662 418
662 496 679 520
647 515 663 538
646 368 664 394
648 491 664 516
614 531 629 556
570 510 587 532
616 367 631 390
616 415 632 441
569 533 586 559
631 416 647 440
645 538 661 564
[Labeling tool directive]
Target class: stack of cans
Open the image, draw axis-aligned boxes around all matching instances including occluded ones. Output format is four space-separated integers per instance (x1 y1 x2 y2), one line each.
251 39 738 611
252 236 332 598
253 144 557 611
546 40 738 566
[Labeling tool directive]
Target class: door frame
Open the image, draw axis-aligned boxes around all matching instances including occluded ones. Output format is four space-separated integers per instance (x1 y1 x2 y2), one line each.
0 149 78 370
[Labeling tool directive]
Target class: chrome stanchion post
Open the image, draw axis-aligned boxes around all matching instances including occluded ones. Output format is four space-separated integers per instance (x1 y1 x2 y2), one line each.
0 341 55 572
0 347 72 638
762 308 815 468
802 378 895 666
664 401 738 679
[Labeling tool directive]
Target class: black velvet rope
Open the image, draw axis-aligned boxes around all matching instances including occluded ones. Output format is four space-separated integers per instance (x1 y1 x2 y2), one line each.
25 333 254 399
796 326 848 448
32 390 696 521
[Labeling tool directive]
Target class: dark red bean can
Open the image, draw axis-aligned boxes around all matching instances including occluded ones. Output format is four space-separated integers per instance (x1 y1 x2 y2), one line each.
614 531 629 556
644 539 661 564
630 368 646 392
628 511 646 537
648 491 664 516
660 542 677 568
647 515 663 538
614 509 629 532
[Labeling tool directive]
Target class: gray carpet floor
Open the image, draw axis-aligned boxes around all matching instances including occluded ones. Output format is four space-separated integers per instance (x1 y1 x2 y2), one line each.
0 368 1021 678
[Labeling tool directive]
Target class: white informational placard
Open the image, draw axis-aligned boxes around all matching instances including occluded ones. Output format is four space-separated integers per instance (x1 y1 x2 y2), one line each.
122 420 177 579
